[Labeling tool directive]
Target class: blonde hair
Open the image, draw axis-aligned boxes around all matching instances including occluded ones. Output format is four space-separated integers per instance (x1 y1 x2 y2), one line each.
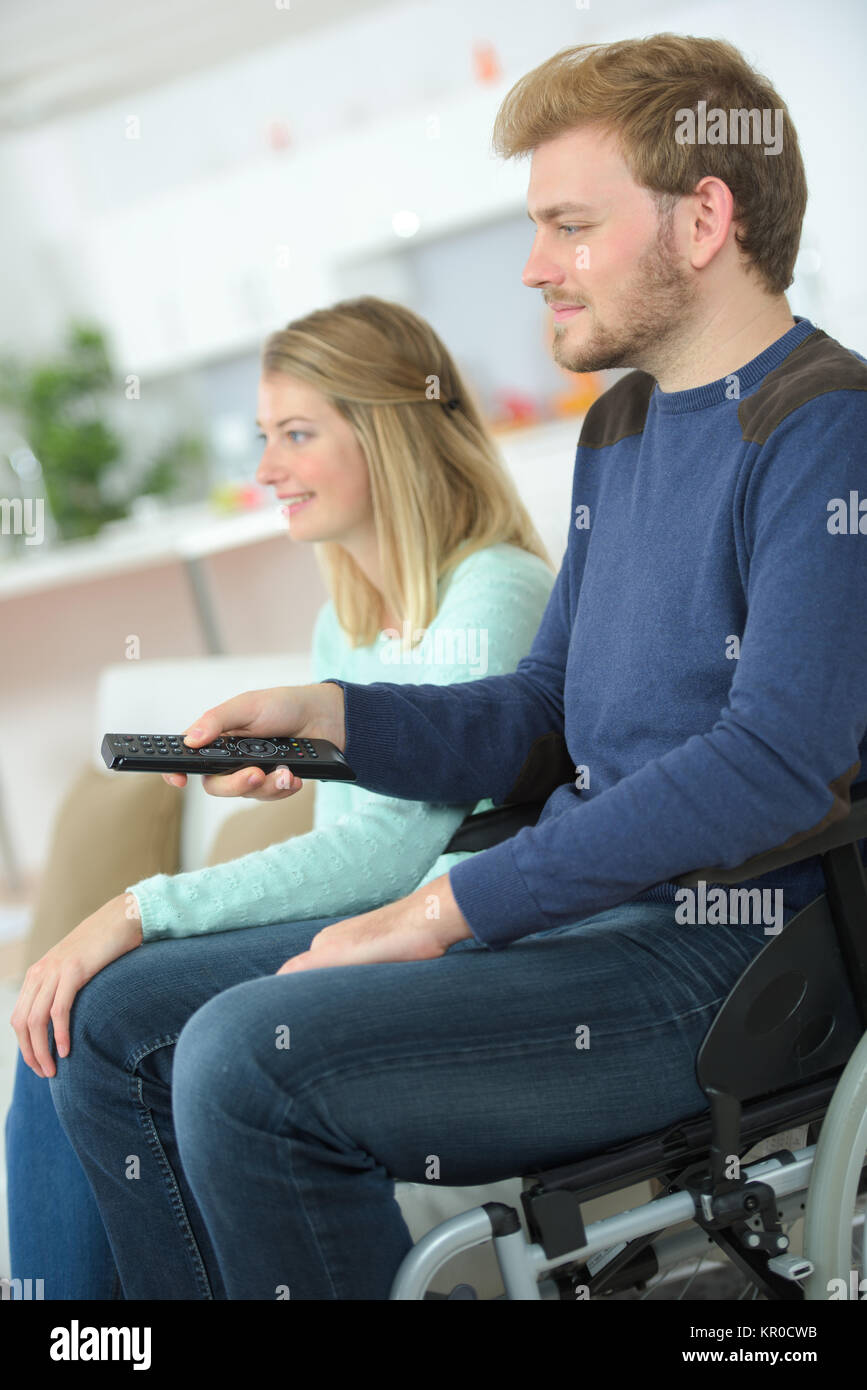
261 296 553 648
491 34 807 295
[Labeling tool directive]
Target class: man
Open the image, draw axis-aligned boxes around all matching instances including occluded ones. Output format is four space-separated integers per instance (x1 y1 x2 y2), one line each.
41 35 867 1300
281 34 866 965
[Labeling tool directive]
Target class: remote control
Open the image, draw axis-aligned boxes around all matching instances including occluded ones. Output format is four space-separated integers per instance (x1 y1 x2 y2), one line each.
101 732 356 782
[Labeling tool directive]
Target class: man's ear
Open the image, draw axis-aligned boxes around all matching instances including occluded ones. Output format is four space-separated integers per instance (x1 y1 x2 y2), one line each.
685 174 735 273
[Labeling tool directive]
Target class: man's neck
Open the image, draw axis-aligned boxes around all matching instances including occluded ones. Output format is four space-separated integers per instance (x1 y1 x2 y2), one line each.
652 296 797 394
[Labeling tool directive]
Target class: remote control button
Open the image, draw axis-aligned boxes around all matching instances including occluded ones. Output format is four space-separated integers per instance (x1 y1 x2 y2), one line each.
199 747 231 756
234 738 277 757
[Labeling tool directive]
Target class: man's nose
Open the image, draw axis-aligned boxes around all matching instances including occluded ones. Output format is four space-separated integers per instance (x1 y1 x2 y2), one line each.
522 241 565 290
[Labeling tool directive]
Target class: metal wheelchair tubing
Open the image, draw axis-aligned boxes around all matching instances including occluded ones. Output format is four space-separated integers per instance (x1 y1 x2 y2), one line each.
526 1149 815 1276
389 1147 816 1298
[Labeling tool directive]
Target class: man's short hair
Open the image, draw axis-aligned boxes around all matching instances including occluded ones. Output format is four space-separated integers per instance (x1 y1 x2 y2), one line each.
492 34 808 295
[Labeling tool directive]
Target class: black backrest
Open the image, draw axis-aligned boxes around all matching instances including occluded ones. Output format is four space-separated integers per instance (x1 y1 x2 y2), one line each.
696 892 863 1105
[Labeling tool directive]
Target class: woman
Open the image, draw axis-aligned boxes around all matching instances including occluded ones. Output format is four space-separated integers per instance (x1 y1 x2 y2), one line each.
5 294 555 1298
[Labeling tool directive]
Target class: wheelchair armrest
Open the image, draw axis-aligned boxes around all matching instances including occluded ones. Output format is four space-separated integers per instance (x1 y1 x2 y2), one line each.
675 781 867 887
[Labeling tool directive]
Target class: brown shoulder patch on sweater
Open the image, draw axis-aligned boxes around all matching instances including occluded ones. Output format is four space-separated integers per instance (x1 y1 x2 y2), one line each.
738 329 867 444
578 370 656 450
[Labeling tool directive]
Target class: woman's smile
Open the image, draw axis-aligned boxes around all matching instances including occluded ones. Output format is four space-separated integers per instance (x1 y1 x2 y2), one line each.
280 492 316 517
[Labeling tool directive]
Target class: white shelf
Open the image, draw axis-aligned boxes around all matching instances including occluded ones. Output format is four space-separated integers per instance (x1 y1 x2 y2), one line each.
0 500 288 599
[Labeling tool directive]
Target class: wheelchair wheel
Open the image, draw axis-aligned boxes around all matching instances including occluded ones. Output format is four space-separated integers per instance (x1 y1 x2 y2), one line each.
802 1029 867 1301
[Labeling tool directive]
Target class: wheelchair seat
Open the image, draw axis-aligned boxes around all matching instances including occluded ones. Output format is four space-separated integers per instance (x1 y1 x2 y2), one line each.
395 762 867 1300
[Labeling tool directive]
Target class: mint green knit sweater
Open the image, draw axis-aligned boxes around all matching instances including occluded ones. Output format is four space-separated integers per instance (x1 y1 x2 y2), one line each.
126 542 554 942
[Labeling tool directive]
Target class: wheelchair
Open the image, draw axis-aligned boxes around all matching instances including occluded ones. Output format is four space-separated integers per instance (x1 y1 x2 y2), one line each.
389 764 867 1301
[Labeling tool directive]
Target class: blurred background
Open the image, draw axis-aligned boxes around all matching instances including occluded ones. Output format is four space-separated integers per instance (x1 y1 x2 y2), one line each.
0 0 864 951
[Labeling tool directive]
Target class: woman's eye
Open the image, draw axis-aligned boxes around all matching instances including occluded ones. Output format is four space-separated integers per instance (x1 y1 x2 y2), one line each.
255 430 309 444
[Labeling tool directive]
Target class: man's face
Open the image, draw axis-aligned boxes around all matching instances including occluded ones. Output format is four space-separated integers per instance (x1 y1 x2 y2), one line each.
523 125 699 374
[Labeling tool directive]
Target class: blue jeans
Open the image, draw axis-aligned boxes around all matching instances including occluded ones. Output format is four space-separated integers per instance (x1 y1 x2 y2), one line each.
6 1051 121 1299
14 903 772 1300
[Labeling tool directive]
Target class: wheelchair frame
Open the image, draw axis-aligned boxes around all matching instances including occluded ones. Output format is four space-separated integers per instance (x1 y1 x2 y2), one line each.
391 782 867 1300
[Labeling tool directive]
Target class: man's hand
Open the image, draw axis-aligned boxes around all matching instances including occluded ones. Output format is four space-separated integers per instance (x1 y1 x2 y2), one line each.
277 873 473 973
160 681 346 796
10 893 143 1078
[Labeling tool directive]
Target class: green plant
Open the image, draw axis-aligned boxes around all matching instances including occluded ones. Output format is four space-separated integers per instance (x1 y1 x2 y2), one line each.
0 321 206 542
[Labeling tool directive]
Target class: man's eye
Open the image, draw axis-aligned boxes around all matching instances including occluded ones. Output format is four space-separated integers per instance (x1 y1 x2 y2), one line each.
559 224 585 235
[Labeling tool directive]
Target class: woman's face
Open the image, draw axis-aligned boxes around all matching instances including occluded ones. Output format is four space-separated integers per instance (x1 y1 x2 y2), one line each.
255 373 374 544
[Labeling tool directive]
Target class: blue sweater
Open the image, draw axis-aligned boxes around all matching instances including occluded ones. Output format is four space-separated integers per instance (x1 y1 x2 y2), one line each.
324 318 867 948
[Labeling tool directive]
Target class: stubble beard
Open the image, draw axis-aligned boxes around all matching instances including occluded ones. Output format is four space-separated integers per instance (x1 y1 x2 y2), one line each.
552 208 699 376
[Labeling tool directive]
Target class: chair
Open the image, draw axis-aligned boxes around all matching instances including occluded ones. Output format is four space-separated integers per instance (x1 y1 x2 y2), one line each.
391 766 867 1300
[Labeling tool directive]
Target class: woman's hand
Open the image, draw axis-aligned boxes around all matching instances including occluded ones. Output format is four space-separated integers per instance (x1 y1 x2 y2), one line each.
161 682 346 801
10 892 143 1079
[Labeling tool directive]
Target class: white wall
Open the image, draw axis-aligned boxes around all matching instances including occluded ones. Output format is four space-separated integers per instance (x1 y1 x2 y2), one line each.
0 0 864 368
1 0 865 884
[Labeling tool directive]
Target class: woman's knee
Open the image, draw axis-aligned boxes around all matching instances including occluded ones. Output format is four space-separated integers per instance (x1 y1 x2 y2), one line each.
48 951 165 1121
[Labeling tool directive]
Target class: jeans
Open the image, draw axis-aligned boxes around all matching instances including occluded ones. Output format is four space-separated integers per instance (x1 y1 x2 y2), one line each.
16 902 772 1300
6 1050 121 1299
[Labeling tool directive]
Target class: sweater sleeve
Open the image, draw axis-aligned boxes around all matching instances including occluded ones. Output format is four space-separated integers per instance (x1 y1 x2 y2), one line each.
447 395 867 946
125 549 553 941
323 536 577 806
